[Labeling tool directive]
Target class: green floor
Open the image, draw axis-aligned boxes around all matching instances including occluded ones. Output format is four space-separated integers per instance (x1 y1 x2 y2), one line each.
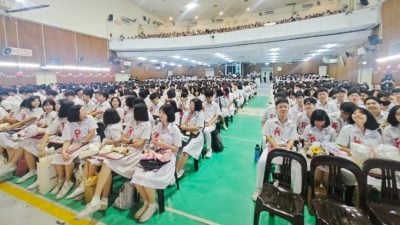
10 94 316 225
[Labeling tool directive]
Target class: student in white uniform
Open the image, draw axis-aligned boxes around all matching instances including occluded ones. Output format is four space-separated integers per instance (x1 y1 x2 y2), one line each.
296 97 316 136
316 88 338 114
329 102 357 134
110 97 124 120
16 99 57 187
302 109 337 193
253 98 297 201
203 88 221 158
68 108 123 200
148 92 163 120
364 97 388 127
215 89 229 130
0 96 44 176
76 105 152 219
176 98 205 178
132 104 182 223
91 91 111 122
81 89 96 114
382 105 400 149
51 105 99 199
336 107 381 155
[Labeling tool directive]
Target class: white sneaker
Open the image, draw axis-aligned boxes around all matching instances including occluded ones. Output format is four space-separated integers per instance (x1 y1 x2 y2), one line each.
66 185 84 199
56 181 73 199
139 203 158 222
50 181 64 195
133 202 148 219
177 169 185 179
99 198 108 211
16 170 37 184
0 164 17 177
75 201 102 219
205 149 212 158
252 188 262 201
27 181 38 190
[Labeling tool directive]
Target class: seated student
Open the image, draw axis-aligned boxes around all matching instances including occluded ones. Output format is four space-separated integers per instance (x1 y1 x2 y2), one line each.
253 97 297 201
16 99 57 187
316 88 338 114
347 88 364 107
364 97 388 127
203 88 221 158
132 104 182 223
75 104 151 219
215 89 229 130
290 91 305 121
296 97 316 136
81 88 96 114
336 107 381 155
110 97 124 120
377 91 394 114
391 88 400 106
329 102 358 134
64 89 84 106
148 92 162 120
51 105 100 199
0 96 44 175
261 91 288 126
91 91 111 122
176 98 204 178
302 109 337 194
382 105 400 149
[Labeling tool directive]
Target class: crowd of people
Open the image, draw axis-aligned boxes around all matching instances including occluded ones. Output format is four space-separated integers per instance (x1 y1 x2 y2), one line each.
0 77 257 222
252 73 400 202
129 9 343 39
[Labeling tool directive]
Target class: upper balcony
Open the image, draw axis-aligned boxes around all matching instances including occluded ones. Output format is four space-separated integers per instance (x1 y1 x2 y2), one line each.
110 7 380 53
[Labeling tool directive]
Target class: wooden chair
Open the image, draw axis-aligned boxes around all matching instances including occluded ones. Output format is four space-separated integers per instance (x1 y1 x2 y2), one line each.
363 158 400 225
254 149 308 225
310 155 372 225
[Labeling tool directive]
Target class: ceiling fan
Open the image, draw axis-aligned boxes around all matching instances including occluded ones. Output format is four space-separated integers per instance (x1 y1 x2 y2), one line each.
1 0 49 14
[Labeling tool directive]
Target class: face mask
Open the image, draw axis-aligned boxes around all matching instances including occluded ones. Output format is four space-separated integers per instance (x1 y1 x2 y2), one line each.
381 101 391 106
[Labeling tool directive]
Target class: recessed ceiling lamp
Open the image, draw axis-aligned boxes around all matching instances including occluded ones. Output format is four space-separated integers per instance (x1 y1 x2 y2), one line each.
316 49 329 53
269 52 279 55
172 55 181 59
182 58 189 61
185 2 198 10
376 53 400 63
150 59 158 63
169 17 173 21
270 48 280 52
246 7 250 12
195 16 199 20
177 64 183 67
169 63 176 66
323 44 337 48
137 57 147 61
219 11 224 16
190 60 197 63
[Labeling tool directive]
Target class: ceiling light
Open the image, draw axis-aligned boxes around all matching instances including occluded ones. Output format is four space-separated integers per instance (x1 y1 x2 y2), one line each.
264 22 276 26
270 48 280 52
246 7 250 12
190 60 196 63
169 63 176 66
376 54 400 63
185 2 197 10
269 52 279 55
219 11 224 16
41 65 110 72
172 55 181 59
0 61 41 68
169 17 173 21
161 61 167 64
177 64 183 67
195 16 199 20
150 59 158 63
182 58 189 61
323 44 337 48
310 53 319 57
137 57 146 61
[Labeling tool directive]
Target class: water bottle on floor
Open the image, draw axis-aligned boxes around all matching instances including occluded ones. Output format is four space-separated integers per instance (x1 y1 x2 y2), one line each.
254 144 261 163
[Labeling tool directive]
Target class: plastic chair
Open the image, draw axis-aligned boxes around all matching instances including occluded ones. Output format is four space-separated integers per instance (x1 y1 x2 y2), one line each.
310 155 372 225
363 158 400 225
254 149 308 225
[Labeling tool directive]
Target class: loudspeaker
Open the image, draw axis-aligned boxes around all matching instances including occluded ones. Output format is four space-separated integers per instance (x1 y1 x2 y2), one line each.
360 0 368 6
107 14 114 22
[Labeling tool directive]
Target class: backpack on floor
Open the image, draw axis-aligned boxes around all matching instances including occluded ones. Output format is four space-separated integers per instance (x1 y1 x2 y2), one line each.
113 181 135 210
211 129 224 152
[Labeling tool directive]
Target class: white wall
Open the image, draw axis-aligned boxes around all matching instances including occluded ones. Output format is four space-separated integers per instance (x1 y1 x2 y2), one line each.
11 0 164 38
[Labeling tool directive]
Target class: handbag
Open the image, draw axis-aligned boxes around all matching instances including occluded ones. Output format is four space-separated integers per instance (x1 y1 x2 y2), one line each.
139 159 170 172
138 148 171 172
37 154 57 194
113 181 135 210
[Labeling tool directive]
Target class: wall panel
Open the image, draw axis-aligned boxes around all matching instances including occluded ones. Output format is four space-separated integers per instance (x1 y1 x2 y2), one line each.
43 26 76 65
17 20 44 64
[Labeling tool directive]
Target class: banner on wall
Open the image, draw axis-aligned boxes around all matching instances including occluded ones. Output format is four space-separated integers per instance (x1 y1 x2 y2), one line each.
2 47 33 57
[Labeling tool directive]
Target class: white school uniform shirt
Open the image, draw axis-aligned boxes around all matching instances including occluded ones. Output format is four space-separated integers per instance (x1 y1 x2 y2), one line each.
262 117 297 146
329 111 346 134
262 106 277 123
181 111 205 132
125 121 151 149
82 100 96 113
296 113 311 135
37 111 57 127
95 101 111 121
203 101 221 123
148 101 163 117
0 106 8 120
336 124 382 149
301 125 337 143
382 125 400 149
122 107 134 125
74 97 85 106
316 101 338 114
152 122 182 149
15 107 44 122
61 115 98 143
103 123 123 142
375 111 388 125
290 104 304 121
46 117 68 136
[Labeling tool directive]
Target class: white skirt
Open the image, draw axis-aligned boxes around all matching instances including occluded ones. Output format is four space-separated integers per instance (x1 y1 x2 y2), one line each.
132 155 176 189
51 145 88 165
19 138 41 156
0 132 20 149
182 133 204 160
102 148 141 178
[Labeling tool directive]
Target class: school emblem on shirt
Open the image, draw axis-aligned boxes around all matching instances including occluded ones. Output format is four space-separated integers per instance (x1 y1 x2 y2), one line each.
153 132 160 140
300 122 307 130
309 134 316 143
331 122 338 131
127 126 134 137
273 127 282 136
353 136 361 144
394 138 400 149
74 129 81 139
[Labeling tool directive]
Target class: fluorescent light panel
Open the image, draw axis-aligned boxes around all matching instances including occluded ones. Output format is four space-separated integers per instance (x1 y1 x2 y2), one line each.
376 54 400 63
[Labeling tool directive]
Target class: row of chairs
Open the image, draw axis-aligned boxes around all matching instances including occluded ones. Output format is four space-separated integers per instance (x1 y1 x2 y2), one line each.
254 149 400 225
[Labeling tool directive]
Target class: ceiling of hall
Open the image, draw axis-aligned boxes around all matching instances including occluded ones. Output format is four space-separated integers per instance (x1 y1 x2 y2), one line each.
130 0 312 22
